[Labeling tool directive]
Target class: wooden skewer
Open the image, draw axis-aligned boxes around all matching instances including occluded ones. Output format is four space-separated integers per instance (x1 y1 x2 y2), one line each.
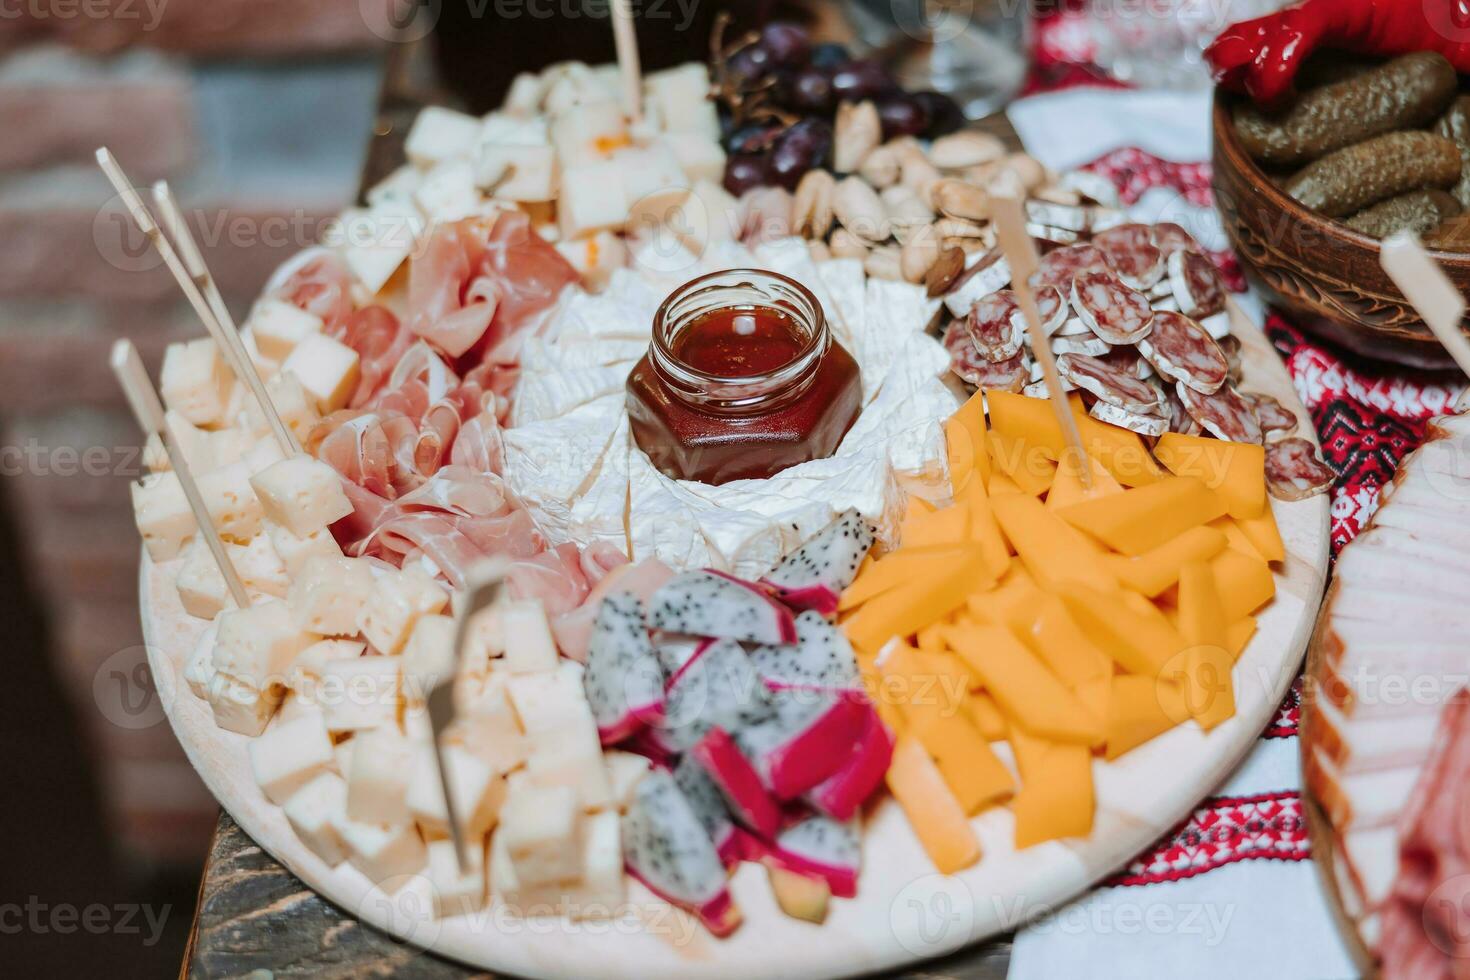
1380 231 1470 378
112 339 250 610
94 149 299 457
988 185 1094 490
610 0 642 122
151 181 234 342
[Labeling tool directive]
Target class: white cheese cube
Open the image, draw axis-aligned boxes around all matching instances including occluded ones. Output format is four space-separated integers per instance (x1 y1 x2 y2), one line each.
506 662 592 737
238 325 279 380
131 471 194 561
498 784 581 887
280 334 360 414
289 555 374 636
175 535 235 620
208 672 282 736
455 602 504 677
183 619 221 701
646 64 721 140
243 372 321 446
318 656 400 733
242 436 287 477
358 567 450 656
206 427 255 469
332 736 355 777
543 69 602 117
414 157 482 222
249 710 334 805
143 409 214 474
347 725 415 825
479 111 549 147
620 143 689 203
330 199 425 295
447 671 527 775
336 816 427 889
274 691 319 724
288 638 365 703
405 106 481 167
197 461 264 543
401 614 454 705
407 742 507 839
576 810 625 915
213 599 317 691
603 751 651 811
283 771 351 866
559 159 630 238
235 532 290 598
426 837 487 919
550 100 628 168
661 131 727 186
500 72 545 116
160 338 231 427
476 144 558 203
265 518 342 577
526 717 612 810
366 163 423 208
249 455 353 538
553 231 626 291
500 599 558 674
249 299 323 362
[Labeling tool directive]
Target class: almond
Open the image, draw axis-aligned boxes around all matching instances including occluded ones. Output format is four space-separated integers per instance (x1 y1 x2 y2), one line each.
864 245 903 281
829 227 870 260
900 232 942 284
834 101 882 175
858 143 900 188
931 178 990 222
933 216 988 239
1000 152 1046 191
807 239 832 263
924 245 966 296
793 169 836 240
928 131 1007 170
833 176 890 243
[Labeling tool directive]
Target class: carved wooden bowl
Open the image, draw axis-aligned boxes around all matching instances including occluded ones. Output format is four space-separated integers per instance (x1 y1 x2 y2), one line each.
1212 91 1470 369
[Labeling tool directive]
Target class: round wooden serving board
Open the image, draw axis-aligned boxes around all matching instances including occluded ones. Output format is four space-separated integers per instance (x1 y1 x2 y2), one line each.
140 315 1330 980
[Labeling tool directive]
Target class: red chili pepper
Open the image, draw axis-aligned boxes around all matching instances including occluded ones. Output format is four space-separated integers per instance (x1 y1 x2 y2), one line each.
1206 0 1470 104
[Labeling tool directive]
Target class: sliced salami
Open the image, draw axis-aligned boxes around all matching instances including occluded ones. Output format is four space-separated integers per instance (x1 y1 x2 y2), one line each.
1093 223 1165 289
965 290 1024 362
1198 310 1231 340
1167 250 1226 318
943 321 1028 391
1176 382 1262 444
1035 284 1068 334
1057 353 1163 414
943 248 1012 318
1151 221 1203 258
1265 437 1335 500
1027 222 1080 246
1054 316 1093 337
1217 333 1244 386
1025 199 1091 233
1157 381 1201 435
1052 333 1111 357
1243 392 1299 436
1030 243 1110 296
1059 170 1121 208
1071 270 1154 345
1089 400 1168 437
1097 343 1152 381
1136 310 1229 394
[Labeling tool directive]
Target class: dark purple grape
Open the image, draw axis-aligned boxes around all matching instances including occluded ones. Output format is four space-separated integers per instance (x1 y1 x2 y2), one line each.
726 122 783 155
810 42 849 70
724 153 770 196
876 94 930 140
727 44 773 85
913 90 966 138
758 22 810 69
766 118 832 190
780 66 834 113
829 59 896 104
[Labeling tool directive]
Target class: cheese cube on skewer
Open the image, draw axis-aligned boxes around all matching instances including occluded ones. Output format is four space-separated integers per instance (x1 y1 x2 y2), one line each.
198 460 264 542
143 410 213 473
500 599 558 674
405 106 482 167
213 599 318 691
249 710 334 805
283 771 351 867
426 837 487 919
265 518 342 577
336 817 427 889
506 662 593 737
645 63 721 141
131 471 194 561
550 100 627 167
160 338 231 427
280 334 360 414
245 372 321 444
447 672 527 775
175 535 236 620
401 614 454 705
476 144 558 203
250 455 353 538
414 157 483 222
407 742 508 839
318 656 400 733
498 784 581 887
333 200 425 296
358 567 450 656
289 555 375 636
249 299 323 362
559 159 630 238
526 717 613 810
235 533 290 598
241 436 287 476
347 725 415 826
206 427 254 469
288 638 366 704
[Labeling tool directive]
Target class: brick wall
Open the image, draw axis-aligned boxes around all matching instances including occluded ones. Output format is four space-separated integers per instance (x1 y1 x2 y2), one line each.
0 3 384 867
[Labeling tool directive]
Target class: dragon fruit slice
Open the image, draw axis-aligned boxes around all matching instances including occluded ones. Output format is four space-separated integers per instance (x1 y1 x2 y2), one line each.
759 509 875 615
672 754 746 866
647 570 798 645
656 635 709 683
806 704 894 821
583 592 666 745
690 726 784 840
654 638 773 753
624 769 743 937
735 690 869 800
750 610 863 692
762 814 862 898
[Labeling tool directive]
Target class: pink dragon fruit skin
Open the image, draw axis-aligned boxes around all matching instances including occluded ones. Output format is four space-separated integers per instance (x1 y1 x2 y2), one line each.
750 610 863 692
624 769 743 937
672 754 746 868
736 690 870 800
583 592 667 745
647 569 798 645
759 509 875 615
760 815 862 898
689 726 784 840
806 704 894 821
